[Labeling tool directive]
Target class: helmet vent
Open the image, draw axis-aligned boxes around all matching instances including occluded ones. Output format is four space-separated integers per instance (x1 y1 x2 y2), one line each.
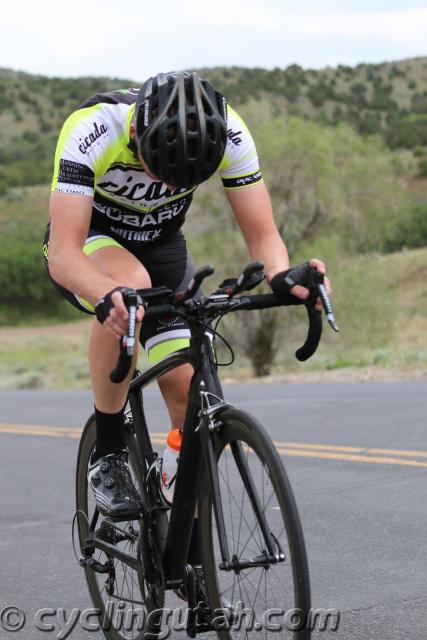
187 114 198 133
188 138 198 160
207 121 216 141
202 96 213 116
151 95 159 120
167 98 179 118
185 85 195 107
166 123 177 143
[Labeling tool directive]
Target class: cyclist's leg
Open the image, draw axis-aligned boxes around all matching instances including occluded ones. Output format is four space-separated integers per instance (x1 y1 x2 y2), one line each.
139 234 209 597
138 232 202 427
156 364 194 425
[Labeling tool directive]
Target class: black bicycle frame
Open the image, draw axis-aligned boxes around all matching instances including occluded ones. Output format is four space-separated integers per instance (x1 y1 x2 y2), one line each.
84 320 280 586
127 325 227 587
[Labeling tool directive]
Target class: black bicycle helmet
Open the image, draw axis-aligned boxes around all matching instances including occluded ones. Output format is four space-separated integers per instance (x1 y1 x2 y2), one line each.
134 71 228 188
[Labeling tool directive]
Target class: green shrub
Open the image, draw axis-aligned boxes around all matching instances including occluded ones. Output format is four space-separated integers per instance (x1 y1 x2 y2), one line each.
282 81 301 103
307 82 335 107
358 112 382 135
388 65 405 79
418 159 427 178
386 114 427 149
411 92 427 114
351 82 368 96
413 146 425 158
370 87 398 112
385 203 427 251
0 223 65 315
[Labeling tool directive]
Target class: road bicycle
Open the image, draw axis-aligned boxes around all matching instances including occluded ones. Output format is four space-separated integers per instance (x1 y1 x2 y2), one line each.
75 261 338 640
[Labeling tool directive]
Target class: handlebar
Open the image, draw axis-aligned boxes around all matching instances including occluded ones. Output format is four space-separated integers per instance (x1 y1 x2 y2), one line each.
110 263 339 383
109 289 139 383
233 293 323 361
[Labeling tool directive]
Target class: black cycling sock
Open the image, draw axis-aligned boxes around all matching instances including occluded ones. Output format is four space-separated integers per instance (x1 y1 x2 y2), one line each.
188 518 202 566
93 405 126 460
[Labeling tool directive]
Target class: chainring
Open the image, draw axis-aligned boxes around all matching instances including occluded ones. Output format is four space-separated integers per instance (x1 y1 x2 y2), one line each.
137 516 165 614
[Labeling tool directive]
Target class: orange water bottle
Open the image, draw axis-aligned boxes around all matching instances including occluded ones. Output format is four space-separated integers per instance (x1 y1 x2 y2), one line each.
161 428 182 503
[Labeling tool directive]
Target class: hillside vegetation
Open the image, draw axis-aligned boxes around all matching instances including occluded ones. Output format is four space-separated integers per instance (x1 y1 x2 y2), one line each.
1 59 426 385
2 57 427 194
1 244 426 389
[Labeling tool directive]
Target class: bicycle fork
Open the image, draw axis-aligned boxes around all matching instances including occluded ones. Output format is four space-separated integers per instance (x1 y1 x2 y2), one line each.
198 391 286 573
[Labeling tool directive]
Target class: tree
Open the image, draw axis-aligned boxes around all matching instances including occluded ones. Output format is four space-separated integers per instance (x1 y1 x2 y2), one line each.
411 92 427 114
358 112 382 135
418 158 427 178
307 83 335 107
386 114 427 149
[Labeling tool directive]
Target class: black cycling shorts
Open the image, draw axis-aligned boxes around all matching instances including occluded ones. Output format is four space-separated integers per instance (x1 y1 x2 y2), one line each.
43 226 202 364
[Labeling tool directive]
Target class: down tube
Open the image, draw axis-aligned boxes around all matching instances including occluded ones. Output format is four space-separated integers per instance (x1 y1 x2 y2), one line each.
162 370 203 585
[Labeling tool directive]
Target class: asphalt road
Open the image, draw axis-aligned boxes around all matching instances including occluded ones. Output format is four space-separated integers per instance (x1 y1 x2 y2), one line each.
0 381 426 639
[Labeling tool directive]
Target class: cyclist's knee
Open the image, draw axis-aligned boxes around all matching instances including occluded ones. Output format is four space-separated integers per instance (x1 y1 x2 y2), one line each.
89 246 152 290
123 268 152 290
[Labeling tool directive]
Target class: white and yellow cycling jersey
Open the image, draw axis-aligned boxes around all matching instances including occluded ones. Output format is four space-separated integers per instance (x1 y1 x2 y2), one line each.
51 88 263 247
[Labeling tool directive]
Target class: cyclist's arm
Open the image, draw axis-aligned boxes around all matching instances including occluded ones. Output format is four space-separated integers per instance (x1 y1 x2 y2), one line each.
48 192 141 330
225 180 289 280
225 181 328 301
49 193 116 303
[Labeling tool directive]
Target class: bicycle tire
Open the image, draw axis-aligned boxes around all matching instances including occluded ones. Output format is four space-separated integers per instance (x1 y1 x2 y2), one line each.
198 408 311 640
75 414 165 640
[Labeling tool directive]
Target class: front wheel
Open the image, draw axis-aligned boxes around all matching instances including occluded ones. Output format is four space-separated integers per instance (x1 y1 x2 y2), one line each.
198 408 311 640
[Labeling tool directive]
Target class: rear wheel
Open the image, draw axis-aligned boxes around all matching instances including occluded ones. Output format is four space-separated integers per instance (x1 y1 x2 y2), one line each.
198 408 311 640
75 415 165 640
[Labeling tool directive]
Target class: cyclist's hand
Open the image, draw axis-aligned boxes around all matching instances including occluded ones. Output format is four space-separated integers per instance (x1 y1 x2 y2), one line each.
294 259 332 311
95 287 145 339
270 259 332 311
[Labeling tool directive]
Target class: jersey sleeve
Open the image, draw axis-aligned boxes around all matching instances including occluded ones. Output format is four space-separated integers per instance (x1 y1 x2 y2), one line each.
218 106 263 190
51 105 112 196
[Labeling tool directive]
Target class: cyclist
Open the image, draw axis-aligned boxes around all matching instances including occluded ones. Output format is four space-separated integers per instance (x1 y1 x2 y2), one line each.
44 70 330 521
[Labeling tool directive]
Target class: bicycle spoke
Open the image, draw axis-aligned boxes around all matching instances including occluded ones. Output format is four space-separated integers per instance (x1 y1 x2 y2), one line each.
218 464 267 554
200 412 310 639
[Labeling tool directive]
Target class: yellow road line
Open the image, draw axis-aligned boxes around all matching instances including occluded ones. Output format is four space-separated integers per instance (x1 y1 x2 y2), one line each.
1 424 427 469
273 440 427 459
274 447 427 468
0 424 82 438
